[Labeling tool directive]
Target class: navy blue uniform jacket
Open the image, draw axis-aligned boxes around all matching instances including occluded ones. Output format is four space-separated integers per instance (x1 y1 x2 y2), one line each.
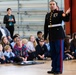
44 10 70 41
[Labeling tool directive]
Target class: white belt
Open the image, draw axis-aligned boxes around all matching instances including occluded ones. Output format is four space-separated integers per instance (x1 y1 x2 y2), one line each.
48 24 62 28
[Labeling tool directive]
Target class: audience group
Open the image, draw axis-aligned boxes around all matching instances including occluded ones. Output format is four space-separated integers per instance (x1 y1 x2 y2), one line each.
0 28 76 64
64 33 76 60
0 30 51 64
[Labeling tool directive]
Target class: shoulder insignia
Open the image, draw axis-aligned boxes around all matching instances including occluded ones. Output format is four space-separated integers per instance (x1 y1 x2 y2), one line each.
53 13 58 17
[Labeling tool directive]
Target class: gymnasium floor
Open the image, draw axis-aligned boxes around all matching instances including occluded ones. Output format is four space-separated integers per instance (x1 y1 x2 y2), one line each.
0 59 76 75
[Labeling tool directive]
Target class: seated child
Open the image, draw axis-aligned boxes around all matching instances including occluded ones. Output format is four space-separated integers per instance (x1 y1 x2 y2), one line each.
0 44 6 64
4 45 15 63
36 39 48 60
13 37 28 63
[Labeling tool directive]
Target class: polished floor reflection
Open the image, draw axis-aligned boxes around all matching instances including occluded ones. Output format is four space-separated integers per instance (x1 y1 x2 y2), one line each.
0 59 76 75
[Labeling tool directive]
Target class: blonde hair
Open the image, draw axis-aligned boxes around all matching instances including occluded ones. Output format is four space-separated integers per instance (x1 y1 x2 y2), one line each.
4 45 11 51
29 35 37 47
22 39 28 44
33 40 37 47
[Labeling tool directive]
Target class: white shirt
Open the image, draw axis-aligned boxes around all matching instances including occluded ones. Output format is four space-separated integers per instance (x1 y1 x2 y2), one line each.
26 41 35 51
0 27 6 37
0 51 4 58
11 42 16 48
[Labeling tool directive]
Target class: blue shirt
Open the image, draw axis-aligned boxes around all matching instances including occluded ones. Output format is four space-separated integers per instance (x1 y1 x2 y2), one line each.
4 51 15 58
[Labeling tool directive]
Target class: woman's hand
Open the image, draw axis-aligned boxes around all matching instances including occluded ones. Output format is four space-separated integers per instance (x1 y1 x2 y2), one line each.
62 8 70 17
66 8 70 14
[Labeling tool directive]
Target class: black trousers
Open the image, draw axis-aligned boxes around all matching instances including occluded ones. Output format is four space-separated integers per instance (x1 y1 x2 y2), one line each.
6 26 14 38
27 52 36 60
5 56 15 63
13 56 23 63
0 58 6 64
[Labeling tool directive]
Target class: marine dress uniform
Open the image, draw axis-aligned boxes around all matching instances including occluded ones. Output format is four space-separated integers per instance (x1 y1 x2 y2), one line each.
44 9 70 74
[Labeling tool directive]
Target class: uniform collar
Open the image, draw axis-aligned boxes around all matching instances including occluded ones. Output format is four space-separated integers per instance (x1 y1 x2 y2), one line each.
51 9 57 13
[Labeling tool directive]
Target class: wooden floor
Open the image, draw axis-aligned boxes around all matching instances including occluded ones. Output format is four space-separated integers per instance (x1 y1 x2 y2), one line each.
0 59 76 75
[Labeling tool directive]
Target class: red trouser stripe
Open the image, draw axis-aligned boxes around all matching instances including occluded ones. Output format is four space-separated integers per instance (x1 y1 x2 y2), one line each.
60 40 63 72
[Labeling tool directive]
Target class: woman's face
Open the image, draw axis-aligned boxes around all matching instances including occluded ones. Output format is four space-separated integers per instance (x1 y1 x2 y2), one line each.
16 38 22 46
49 1 57 11
7 9 12 15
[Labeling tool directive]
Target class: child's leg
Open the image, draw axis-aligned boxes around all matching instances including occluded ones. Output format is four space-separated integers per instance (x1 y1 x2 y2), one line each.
66 53 74 59
0 58 6 64
5 56 10 63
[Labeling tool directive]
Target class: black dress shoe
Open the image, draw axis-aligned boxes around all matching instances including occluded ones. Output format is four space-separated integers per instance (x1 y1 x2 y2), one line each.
47 71 55 74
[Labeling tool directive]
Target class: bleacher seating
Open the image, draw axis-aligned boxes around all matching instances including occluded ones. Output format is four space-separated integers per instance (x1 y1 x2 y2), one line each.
0 0 64 38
